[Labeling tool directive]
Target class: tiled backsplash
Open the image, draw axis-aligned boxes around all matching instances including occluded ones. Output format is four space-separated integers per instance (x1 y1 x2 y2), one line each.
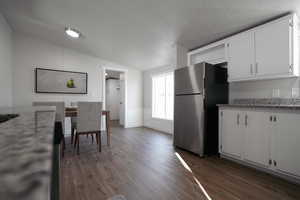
229 78 300 100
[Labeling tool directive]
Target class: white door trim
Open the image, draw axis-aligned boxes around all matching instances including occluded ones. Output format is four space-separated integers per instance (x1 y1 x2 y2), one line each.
102 66 128 128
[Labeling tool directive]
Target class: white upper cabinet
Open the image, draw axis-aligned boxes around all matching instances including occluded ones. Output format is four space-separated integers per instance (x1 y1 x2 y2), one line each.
188 14 299 82
255 17 295 78
228 32 255 81
227 14 299 82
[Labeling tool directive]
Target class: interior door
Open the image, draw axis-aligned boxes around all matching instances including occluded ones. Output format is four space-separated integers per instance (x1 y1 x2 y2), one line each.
228 31 255 80
106 79 120 120
221 109 243 158
244 111 270 168
119 73 125 126
255 17 291 76
174 94 204 156
274 113 300 177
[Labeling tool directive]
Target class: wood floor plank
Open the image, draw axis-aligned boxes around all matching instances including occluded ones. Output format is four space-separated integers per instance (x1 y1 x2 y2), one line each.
61 124 300 200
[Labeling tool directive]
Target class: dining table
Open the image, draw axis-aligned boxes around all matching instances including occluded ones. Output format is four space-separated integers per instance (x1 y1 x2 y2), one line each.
65 107 111 147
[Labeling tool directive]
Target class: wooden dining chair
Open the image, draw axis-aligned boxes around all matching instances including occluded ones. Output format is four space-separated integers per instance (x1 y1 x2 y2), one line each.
33 101 66 155
73 102 102 155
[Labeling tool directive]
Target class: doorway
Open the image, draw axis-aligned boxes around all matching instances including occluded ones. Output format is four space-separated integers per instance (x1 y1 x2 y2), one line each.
103 68 127 128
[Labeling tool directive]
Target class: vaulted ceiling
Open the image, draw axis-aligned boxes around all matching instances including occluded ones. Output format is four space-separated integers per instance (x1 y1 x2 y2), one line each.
1 0 300 70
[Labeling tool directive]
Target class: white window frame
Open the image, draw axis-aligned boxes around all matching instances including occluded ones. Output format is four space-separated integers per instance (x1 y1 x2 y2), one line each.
151 71 174 121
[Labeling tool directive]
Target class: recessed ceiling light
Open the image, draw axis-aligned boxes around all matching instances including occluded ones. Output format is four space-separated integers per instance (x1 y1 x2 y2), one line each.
65 27 81 38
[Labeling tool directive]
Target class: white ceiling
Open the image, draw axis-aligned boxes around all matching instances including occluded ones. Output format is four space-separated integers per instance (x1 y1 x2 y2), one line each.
1 0 300 70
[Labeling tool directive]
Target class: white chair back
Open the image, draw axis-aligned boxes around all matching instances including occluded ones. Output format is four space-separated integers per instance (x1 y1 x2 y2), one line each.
77 102 102 133
33 101 65 134
70 102 78 127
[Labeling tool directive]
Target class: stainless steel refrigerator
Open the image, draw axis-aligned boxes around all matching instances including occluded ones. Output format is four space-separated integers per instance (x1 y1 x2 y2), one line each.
173 62 228 156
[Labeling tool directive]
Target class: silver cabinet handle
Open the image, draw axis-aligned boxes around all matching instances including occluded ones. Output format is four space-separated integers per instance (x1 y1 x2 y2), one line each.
273 116 277 122
245 115 248 126
237 114 240 125
270 116 273 122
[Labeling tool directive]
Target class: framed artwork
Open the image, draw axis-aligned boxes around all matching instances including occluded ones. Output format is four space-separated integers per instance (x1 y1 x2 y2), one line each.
35 68 88 94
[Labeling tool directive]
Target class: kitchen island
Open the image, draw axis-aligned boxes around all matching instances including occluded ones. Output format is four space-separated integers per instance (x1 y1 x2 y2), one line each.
0 106 58 200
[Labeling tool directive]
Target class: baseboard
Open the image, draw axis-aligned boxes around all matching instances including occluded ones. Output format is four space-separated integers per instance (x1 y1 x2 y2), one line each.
220 154 300 185
142 126 173 135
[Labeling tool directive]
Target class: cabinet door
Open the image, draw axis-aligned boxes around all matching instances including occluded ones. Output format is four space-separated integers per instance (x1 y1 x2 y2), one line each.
228 32 255 81
244 111 271 167
220 109 243 158
273 113 300 177
255 17 292 77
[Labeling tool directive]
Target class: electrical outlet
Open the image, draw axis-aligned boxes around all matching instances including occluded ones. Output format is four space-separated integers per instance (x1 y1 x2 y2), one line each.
292 88 299 98
272 89 280 98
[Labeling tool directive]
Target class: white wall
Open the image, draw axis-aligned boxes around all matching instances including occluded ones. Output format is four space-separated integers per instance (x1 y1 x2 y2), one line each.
175 45 188 68
106 79 120 120
126 69 143 127
13 33 103 105
12 33 143 128
0 14 13 107
143 65 175 134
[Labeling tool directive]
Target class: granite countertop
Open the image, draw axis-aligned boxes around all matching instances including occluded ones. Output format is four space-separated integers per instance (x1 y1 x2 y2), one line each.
217 98 300 110
0 106 56 200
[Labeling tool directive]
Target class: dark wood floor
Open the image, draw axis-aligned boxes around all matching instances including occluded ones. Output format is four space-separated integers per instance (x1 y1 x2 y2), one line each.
61 124 300 200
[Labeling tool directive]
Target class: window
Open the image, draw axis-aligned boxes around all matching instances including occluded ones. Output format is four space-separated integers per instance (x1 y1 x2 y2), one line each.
152 72 174 120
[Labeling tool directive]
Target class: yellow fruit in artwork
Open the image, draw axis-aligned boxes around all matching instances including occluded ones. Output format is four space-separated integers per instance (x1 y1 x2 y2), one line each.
66 79 76 88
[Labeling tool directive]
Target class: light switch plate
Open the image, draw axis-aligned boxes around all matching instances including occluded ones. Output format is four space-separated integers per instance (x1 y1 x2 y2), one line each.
292 88 299 98
272 89 280 98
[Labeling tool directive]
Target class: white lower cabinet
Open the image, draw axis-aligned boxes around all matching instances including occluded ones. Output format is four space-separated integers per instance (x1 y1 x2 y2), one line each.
273 113 300 177
244 111 270 168
220 109 243 158
219 108 300 180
